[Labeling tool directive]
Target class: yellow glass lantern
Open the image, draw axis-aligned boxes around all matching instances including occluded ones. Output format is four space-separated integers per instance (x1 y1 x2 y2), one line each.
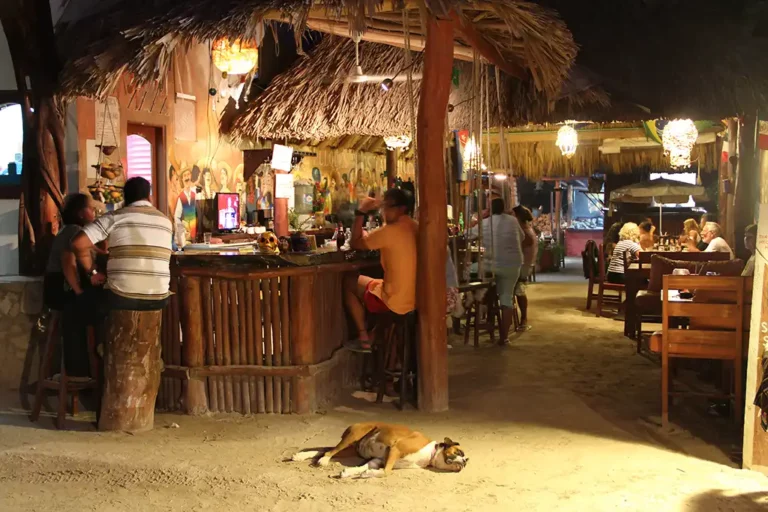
662 119 698 169
212 37 258 75
556 124 578 159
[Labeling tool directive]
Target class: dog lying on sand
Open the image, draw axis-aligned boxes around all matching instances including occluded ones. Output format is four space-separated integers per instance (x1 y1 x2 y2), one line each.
291 422 468 479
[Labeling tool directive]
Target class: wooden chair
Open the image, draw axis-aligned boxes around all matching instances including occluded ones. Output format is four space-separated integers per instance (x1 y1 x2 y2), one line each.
460 281 503 347
30 310 99 429
649 275 746 428
583 240 599 310
587 244 624 318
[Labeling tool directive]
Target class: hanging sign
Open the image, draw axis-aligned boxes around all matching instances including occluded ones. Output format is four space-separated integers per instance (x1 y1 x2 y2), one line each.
271 144 294 172
275 173 294 199
95 96 120 147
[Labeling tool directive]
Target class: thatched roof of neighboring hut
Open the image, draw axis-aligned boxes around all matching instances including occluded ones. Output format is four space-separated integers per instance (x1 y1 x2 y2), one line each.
56 0 577 102
226 36 615 142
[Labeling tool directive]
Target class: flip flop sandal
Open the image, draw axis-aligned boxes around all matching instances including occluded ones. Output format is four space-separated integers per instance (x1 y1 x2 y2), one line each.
516 325 533 332
344 339 373 353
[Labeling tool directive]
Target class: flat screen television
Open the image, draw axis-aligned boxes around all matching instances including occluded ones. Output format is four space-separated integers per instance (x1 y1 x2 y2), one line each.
216 193 240 232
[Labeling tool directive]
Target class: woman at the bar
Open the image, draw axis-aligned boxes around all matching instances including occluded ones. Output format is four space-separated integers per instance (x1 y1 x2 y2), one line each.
43 193 105 379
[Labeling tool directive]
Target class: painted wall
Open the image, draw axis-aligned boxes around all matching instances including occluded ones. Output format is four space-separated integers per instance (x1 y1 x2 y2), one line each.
74 43 244 241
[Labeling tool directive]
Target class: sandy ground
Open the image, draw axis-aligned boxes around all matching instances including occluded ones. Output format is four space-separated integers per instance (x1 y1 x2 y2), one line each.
1 259 767 511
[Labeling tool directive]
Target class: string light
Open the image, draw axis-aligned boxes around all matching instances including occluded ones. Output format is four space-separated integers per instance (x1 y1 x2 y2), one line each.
662 119 698 169
556 124 578 158
212 37 258 75
384 135 411 151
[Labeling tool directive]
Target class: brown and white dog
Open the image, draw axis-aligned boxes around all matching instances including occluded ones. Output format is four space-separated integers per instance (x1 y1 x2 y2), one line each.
291 422 468 479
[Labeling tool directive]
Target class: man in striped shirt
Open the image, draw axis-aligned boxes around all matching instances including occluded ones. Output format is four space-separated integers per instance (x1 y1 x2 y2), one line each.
72 177 173 310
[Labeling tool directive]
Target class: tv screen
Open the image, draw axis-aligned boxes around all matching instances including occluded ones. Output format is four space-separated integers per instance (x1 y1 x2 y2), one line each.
216 193 240 231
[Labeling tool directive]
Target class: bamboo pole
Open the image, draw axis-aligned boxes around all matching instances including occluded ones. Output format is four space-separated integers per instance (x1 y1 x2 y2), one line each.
253 279 266 413
201 278 218 412
280 277 292 413
212 279 226 411
270 277 282 414
220 280 234 412
245 280 257 413
262 279 274 413
416 15 452 413
180 276 207 415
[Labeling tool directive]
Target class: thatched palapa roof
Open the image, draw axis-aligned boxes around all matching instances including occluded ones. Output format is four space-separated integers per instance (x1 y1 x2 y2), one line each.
56 0 577 103
225 35 616 142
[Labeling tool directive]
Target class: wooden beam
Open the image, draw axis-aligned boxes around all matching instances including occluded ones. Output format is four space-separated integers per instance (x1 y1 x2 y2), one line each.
449 11 526 79
416 15 452 413
306 19 474 61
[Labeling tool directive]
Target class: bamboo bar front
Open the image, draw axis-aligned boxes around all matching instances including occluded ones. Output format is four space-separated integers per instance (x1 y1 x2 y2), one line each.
159 251 379 415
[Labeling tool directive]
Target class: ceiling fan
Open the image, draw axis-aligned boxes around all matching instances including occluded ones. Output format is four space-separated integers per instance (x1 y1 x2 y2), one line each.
324 37 422 89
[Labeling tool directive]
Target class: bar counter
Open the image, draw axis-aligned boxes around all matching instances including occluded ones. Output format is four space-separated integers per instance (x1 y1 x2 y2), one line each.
159 249 380 415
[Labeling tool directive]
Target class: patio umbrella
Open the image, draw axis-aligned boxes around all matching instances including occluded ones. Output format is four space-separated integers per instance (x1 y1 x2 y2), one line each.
609 178 708 234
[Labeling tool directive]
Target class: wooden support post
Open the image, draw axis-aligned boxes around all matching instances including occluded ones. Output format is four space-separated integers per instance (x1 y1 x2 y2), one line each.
274 168 289 237
416 15 452 413
181 276 207 415
290 273 316 414
554 181 562 245
386 149 398 190
99 309 164 432
734 114 759 259
726 118 739 249
717 131 731 248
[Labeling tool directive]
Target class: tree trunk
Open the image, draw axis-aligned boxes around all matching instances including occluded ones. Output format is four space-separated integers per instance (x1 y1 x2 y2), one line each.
99 309 164 432
1 0 67 275
416 16 453 413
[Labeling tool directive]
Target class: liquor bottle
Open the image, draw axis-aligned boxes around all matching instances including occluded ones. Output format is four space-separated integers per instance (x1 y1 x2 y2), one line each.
458 212 465 232
336 222 346 251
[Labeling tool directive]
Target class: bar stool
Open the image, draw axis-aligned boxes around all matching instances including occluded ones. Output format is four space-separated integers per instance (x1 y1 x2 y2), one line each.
30 310 98 429
374 310 418 409
460 282 503 346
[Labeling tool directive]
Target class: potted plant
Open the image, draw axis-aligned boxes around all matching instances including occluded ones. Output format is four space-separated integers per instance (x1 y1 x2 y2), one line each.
537 239 564 272
288 208 313 252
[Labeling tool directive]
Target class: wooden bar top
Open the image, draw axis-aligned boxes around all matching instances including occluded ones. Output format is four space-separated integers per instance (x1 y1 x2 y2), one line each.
172 250 380 279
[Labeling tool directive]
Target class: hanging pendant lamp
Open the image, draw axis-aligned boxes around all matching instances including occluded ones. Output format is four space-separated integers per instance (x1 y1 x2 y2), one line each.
662 119 698 169
556 124 578 159
212 37 258 76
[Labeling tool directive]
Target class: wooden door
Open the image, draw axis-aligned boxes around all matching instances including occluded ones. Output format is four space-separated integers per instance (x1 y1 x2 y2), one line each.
127 123 166 212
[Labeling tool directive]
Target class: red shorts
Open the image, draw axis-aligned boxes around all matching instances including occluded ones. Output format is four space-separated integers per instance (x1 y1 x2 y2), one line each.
363 280 390 314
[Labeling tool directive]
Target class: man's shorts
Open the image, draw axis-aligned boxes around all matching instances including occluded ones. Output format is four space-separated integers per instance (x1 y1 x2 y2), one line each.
515 265 533 298
363 279 390 313
495 266 521 308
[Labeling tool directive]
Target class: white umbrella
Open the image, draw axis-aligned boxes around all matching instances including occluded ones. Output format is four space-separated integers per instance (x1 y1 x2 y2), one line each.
609 178 708 234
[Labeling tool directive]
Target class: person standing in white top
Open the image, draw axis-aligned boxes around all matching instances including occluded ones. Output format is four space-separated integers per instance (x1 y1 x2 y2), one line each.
470 197 524 344
687 221 734 258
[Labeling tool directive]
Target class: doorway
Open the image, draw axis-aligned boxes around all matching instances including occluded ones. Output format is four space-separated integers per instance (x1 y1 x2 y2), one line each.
126 123 166 212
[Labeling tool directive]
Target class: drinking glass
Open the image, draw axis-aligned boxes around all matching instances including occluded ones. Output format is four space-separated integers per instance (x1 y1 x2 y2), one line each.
203 232 212 244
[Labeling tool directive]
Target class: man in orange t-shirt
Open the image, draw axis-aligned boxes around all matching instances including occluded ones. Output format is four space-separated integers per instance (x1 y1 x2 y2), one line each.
343 188 417 352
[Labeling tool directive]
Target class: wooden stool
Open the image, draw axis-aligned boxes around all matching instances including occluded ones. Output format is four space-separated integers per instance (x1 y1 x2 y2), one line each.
30 310 98 429
373 311 418 409
461 282 501 347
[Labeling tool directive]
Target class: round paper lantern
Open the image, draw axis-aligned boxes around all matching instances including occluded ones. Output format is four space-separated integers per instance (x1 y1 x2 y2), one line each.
212 37 258 75
556 125 578 159
662 119 698 169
